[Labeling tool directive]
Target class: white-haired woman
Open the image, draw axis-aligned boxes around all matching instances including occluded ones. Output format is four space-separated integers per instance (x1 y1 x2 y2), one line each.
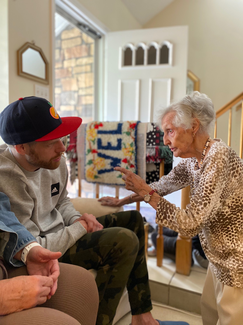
114 91 243 325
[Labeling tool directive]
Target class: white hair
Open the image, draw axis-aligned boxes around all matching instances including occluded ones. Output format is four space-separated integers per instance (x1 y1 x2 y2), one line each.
157 91 216 134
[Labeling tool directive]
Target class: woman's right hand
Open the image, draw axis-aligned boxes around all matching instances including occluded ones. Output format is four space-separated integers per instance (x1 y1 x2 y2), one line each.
0 275 53 315
98 196 122 207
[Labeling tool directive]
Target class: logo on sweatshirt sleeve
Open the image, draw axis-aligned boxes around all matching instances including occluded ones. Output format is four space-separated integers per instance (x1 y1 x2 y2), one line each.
51 183 60 197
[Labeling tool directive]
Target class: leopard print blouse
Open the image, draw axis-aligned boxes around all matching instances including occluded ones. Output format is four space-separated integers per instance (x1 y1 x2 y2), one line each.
150 139 243 288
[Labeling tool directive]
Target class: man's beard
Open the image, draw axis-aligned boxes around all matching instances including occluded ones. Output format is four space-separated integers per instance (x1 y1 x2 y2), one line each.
26 148 62 170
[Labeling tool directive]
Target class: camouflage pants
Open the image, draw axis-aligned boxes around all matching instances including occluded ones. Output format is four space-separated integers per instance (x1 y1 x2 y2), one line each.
59 210 152 325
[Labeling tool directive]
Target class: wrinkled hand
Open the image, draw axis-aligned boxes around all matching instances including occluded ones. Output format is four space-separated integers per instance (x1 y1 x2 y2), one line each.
75 213 103 233
98 196 122 207
0 275 54 315
114 167 147 194
26 246 61 297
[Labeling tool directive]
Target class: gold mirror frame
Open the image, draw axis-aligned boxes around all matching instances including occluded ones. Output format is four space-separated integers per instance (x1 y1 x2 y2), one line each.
187 70 200 93
17 42 49 85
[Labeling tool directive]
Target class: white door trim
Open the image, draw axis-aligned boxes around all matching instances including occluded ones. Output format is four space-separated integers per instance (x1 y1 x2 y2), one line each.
55 0 109 35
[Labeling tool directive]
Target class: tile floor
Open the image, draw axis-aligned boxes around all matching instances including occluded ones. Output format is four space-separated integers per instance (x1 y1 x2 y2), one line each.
147 255 207 315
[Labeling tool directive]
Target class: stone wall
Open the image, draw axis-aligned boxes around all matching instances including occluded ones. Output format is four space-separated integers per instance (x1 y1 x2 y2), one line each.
55 24 94 123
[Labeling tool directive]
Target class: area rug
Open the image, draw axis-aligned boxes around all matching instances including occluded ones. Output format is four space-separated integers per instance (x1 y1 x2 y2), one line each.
115 303 202 325
85 121 139 185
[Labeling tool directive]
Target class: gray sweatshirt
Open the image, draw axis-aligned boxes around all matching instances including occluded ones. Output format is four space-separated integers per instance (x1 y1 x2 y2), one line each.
0 145 87 255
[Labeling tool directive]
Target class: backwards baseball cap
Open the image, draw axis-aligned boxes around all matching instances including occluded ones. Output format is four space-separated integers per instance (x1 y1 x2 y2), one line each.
0 96 82 145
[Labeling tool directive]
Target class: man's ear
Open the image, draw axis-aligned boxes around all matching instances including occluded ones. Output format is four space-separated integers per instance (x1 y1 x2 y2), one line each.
14 144 28 155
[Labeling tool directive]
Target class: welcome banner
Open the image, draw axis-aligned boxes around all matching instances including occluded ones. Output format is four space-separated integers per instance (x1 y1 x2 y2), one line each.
85 121 139 185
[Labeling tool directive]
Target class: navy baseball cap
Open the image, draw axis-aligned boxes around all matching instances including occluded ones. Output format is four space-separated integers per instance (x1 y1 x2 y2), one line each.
0 96 82 145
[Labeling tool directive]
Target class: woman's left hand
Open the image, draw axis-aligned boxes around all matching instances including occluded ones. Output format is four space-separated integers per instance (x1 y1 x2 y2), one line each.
114 167 147 195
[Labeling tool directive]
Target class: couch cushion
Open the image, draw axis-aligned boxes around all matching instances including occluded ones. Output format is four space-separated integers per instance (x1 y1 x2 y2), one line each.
70 197 124 218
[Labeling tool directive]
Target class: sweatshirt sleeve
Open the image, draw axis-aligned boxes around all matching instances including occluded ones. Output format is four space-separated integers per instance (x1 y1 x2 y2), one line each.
155 148 229 237
35 222 87 255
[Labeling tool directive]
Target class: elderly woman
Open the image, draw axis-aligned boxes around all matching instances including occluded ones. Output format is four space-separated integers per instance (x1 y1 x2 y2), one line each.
112 91 243 325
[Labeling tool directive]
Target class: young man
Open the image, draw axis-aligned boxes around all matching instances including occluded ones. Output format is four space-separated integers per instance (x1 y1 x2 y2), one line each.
0 97 188 325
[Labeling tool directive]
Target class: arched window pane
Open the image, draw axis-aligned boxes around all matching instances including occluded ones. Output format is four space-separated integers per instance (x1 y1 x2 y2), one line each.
124 47 132 66
147 45 156 65
135 46 144 65
160 45 169 64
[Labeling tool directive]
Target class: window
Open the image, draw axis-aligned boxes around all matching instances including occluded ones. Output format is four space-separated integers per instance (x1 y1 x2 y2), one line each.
55 10 99 198
55 12 94 124
147 45 157 65
160 44 169 64
135 46 145 65
124 46 133 66
121 41 173 67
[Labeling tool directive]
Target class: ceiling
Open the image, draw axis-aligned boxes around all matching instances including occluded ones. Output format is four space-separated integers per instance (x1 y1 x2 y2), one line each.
55 0 175 35
121 0 174 26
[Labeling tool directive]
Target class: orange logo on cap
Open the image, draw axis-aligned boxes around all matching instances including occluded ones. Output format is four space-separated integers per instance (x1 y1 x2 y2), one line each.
50 106 60 119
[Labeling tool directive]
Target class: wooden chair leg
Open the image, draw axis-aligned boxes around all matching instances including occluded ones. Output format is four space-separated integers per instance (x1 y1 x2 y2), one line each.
144 222 149 258
115 186 119 199
175 234 192 275
156 224 164 267
156 161 164 267
176 186 192 275
96 184 99 199
78 163 81 197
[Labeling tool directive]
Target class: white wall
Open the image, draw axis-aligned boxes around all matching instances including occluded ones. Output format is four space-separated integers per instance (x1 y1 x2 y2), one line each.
144 0 243 112
76 0 141 31
8 0 54 104
6 0 243 112
6 0 141 110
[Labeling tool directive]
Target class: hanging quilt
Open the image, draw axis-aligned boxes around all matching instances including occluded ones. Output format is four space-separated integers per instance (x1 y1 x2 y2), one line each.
146 122 173 164
146 163 160 184
146 123 173 183
85 121 139 185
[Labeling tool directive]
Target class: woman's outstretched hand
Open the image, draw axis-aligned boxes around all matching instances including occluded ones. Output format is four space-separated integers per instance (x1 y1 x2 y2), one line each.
114 167 147 195
98 197 123 207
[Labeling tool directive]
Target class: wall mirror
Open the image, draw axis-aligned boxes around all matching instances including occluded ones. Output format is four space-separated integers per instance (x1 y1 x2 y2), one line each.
17 42 49 84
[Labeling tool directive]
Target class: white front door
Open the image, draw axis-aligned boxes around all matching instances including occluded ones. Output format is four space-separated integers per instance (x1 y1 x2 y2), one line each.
104 26 188 123
104 26 188 207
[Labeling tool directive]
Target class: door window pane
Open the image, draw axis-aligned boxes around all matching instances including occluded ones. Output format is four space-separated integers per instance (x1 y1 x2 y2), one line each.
124 47 132 66
147 45 156 65
135 46 144 65
160 44 169 64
